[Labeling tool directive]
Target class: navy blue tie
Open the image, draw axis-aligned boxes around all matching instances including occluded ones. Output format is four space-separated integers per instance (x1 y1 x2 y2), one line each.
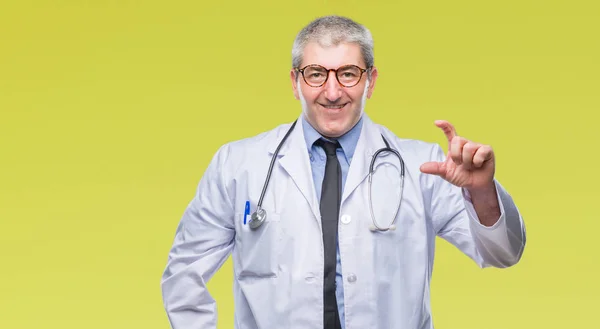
315 138 342 329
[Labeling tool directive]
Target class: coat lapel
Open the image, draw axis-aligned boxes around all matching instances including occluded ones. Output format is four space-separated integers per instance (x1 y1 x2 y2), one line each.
267 115 321 226
341 115 388 205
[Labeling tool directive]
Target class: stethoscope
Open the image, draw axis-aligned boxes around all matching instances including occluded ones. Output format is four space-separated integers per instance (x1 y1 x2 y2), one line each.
249 119 405 232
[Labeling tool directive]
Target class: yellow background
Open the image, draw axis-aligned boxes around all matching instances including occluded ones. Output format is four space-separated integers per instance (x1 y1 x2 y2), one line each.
1 1 598 328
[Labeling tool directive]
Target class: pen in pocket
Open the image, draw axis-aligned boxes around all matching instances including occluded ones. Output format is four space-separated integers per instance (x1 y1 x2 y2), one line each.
243 201 250 224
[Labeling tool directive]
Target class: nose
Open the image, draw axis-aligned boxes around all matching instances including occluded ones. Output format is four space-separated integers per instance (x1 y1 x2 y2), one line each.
323 71 342 103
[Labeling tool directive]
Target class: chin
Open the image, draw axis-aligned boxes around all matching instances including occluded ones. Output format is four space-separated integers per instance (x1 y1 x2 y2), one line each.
305 109 356 138
318 120 349 138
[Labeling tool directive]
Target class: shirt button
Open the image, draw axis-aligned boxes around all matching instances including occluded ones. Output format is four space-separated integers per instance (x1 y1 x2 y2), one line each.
341 214 351 224
309 154 314 162
347 273 357 283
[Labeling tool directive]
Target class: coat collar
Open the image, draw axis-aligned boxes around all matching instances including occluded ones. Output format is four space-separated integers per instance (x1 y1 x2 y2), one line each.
266 113 320 221
340 114 391 204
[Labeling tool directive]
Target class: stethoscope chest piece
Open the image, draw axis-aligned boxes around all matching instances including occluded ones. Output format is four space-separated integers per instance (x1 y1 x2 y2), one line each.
249 208 267 229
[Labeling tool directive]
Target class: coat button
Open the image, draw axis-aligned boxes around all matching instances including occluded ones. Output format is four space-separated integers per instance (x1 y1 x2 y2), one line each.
347 273 357 283
341 215 351 224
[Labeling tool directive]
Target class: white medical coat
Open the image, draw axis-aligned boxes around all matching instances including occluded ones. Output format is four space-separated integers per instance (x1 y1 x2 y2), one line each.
161 114 526 329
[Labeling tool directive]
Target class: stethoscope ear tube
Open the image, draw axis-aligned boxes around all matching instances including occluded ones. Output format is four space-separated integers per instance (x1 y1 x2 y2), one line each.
369 224 396 232
367 138 405 232
250 120 298 230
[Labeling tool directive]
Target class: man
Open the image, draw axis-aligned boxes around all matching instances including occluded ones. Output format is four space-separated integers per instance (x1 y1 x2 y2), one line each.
161 15 526 329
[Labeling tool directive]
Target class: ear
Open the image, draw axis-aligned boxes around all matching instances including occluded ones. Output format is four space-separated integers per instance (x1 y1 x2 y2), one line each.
290 69 300 100
366 66 378 99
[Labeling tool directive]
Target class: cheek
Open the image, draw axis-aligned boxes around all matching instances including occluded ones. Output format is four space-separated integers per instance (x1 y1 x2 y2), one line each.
349 88 367 102
302 88 321 103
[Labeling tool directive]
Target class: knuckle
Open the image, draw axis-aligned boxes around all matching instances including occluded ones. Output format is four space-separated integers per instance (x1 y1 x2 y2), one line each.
464 142 477 151
480 145 492 154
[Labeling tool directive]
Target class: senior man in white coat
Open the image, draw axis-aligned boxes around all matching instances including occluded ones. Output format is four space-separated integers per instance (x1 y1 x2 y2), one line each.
161 15 526 329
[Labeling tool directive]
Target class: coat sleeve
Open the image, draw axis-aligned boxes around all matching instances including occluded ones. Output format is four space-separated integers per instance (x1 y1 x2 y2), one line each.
427 143 526 268
161 144 236 329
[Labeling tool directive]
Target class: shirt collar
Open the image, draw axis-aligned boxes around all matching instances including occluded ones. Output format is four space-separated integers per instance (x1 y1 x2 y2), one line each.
301 114 363 162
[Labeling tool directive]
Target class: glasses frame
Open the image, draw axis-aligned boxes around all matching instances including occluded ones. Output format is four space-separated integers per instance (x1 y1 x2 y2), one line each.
294 64 370 88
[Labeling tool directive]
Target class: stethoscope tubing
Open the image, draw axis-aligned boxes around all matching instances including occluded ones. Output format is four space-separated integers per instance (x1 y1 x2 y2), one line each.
251 119 405 232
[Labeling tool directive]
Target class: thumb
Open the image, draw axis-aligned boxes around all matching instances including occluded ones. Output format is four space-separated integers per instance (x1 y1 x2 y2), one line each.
420 161 446 177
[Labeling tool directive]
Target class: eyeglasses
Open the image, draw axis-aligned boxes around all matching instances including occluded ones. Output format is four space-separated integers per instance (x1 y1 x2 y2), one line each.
295 64 369 88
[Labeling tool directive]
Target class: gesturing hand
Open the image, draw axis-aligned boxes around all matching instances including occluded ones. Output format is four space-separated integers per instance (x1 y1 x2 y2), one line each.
420 120 495 192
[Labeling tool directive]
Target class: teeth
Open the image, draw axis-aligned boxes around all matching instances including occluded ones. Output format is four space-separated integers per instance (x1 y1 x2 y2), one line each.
323 105 344 109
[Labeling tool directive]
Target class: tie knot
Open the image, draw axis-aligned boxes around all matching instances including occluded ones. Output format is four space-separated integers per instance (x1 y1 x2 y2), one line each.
315 139 340 157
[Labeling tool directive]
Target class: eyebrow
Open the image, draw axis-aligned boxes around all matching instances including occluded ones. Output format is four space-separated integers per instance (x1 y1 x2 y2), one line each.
305 64 360 70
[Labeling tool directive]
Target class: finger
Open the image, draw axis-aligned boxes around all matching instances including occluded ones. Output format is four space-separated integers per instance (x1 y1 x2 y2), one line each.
450 137 468 165
473 145 494 168
434 120 457 151
462 142 480 170
419 161 447 178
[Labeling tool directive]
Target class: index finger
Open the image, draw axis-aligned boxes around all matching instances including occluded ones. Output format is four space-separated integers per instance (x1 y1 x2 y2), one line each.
434 120 457 149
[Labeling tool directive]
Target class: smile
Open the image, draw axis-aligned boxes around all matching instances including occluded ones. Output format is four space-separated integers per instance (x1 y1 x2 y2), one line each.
320 103 348 110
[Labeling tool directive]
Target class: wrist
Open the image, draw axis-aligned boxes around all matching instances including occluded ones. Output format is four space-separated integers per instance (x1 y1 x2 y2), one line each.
466 180 501 227
466 181 496 197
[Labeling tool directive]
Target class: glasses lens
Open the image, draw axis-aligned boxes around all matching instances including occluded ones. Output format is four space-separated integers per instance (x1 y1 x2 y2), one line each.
337 65 362 86
303 66 328 86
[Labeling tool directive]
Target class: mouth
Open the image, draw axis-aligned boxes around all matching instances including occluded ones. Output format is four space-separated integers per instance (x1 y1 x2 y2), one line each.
319 103 348 112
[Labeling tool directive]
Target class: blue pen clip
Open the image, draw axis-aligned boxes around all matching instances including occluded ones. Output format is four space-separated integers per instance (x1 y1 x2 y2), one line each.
243 201 250 225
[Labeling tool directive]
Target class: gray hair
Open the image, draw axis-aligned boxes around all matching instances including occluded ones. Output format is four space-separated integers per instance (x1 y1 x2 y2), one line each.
291 15 374 71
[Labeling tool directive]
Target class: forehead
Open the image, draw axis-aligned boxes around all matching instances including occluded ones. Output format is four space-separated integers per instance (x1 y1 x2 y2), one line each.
301 41 365 69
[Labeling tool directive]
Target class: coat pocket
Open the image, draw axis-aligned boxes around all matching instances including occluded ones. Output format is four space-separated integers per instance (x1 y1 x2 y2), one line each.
234 211 281 279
